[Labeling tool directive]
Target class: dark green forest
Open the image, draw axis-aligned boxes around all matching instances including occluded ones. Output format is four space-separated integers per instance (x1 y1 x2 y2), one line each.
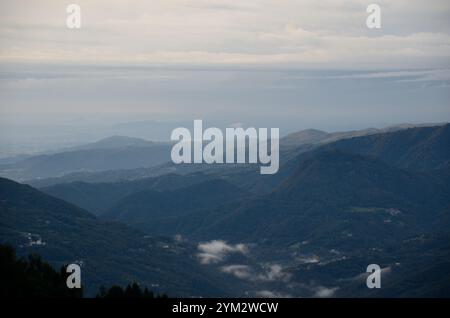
0 244 165 298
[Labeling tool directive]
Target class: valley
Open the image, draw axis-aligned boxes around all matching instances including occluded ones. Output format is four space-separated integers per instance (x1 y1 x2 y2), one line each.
1 124 449 297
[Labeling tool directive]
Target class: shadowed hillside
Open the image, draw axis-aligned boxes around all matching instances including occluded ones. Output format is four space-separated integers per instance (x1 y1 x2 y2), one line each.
0 177 247 297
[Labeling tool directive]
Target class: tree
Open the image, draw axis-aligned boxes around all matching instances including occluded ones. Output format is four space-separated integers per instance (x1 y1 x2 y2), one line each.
0 244 83 298
96 283 167 298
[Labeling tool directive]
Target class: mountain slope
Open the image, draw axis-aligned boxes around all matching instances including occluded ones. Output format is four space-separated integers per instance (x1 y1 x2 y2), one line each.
319 124 450 172
103 179 247 235
171 151 450 297
3 123 449 297
41 173 217 216
0 177 244 297
187 151 449 246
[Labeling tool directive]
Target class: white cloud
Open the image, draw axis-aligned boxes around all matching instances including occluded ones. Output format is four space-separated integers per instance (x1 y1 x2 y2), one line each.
296 255 320 264
221 265 254 279
257 264 292 283
220 263 292 283
313 286 339 298
197 240 248 264
254 290 292 298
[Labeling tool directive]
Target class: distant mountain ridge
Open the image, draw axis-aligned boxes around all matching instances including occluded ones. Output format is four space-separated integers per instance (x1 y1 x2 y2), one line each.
0 140 172 181
21 122 447 187
71 135 161 150
40 124 450 219
281 122 447 147
318 124 450 172
281 129 330 146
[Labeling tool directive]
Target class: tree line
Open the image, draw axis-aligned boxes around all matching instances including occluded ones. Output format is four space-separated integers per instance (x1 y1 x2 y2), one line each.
0 244 167 298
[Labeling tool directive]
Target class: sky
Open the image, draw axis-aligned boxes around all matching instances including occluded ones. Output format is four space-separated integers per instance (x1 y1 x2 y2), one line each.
0 0 449 152
1 0 450 67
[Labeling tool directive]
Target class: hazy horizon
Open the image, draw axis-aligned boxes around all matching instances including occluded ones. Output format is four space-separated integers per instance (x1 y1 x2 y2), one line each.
1 1 450 155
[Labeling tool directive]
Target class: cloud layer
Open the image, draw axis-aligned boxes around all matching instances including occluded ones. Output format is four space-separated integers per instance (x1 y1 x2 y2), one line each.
1 0 449 68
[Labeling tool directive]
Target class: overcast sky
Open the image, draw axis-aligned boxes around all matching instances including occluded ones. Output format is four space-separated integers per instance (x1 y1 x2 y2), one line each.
1 0 450 67
0 0 449 150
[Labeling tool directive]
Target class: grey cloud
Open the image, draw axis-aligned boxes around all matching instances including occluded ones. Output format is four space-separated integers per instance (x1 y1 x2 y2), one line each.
320 69 450 82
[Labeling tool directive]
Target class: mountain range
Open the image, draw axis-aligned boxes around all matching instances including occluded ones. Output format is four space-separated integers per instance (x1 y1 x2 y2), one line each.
1 123 449 297
0 136 172 181
0 177 251 297
1 123 445 183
